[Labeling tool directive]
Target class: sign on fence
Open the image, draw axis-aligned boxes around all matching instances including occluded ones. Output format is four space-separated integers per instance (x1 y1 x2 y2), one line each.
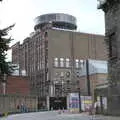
69 93 80 112
68 93 92 112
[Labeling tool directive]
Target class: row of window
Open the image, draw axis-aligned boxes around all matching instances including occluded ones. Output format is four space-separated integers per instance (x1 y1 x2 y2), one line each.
53 58 84 68
29 62 46 73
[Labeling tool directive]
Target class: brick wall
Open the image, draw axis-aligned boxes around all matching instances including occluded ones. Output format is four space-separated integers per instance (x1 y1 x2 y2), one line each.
0 76 30 95
79 73 108 95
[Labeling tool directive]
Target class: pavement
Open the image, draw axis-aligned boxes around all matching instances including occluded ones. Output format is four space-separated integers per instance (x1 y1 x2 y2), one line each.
0 111 120 120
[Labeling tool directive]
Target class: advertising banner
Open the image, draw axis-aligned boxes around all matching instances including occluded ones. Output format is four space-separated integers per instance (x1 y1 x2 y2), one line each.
81 96 92 112
69 93 80 113
68 93 92 112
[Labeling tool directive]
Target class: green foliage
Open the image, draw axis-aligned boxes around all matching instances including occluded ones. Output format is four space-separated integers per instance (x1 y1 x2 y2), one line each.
0 24 15 75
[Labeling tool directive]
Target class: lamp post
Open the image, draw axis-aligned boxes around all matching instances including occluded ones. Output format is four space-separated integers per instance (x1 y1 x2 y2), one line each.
86 59 91 96
76 75 81 113
60 76 64 97
78 87 82 112
77 59 85 113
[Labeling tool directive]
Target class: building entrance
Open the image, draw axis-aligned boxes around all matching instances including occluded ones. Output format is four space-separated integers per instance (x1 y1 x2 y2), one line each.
49 97 67 110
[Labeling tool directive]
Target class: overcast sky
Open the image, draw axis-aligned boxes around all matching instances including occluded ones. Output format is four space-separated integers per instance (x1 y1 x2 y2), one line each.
0 0 105 60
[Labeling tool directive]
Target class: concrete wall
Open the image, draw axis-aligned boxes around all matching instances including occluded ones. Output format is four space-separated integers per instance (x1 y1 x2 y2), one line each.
0 94 38 114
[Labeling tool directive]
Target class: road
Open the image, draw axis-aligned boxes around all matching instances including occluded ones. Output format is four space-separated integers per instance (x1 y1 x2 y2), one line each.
1 111 120 120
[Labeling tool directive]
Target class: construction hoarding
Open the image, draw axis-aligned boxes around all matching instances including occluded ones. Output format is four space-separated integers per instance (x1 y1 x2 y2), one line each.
68 93 92 112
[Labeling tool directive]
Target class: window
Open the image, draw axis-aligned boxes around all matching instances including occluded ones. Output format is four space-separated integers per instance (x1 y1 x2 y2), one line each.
80 60 84 68
60 72 64 77
54 58 58 67
44 32 48 37
37 63 39 70
55 72 59 77
109 32 117 59
60 58 64 67
75 59 79 68
66 58 70 67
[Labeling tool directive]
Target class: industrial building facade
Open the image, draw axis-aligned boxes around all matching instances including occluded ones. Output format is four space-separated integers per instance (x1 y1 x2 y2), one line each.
12 13 107 107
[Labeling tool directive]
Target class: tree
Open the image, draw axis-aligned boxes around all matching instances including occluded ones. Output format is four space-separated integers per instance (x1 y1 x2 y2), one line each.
0 24 15 76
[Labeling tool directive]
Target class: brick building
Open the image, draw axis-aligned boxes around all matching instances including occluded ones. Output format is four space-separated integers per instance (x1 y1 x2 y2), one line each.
12 13 108 107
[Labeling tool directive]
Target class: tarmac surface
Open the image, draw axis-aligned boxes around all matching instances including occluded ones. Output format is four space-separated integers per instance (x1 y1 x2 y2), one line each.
1 111 120 120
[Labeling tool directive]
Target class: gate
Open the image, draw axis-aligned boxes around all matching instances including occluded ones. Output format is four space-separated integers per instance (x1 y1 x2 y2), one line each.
49 97 67 110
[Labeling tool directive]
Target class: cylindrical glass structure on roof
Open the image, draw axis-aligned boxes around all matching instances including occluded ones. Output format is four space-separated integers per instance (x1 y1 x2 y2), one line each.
34 13 77 30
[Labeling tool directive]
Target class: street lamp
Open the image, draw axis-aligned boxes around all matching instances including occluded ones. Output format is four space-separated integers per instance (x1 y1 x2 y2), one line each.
76 59 84 113
77 87 82 113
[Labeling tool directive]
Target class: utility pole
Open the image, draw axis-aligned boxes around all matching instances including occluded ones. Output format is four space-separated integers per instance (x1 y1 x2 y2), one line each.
78 87 82 112
86 59 91 96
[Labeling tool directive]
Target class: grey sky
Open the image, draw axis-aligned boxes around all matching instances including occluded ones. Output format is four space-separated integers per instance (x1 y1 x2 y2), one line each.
0 0 104 43
0 0 105 60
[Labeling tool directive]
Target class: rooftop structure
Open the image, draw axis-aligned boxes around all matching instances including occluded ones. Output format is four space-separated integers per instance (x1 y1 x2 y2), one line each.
34 13 77 30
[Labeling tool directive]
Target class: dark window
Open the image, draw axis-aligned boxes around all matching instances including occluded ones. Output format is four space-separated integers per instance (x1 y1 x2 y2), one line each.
109 32 117 59
44 32 48 37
